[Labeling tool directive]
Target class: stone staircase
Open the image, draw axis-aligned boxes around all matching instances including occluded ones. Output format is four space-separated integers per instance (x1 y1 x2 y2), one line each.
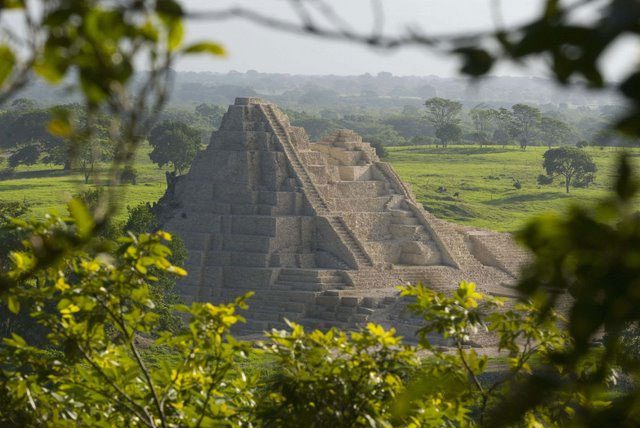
261 104 331 214
260 104 374 268
329 216 373 267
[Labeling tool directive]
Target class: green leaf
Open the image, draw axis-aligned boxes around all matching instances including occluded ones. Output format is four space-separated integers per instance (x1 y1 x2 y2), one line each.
0 45 15 86
6 294 19 314
47 116 73 138
183 42 226 56
68 198 94 239
167 19 184 51
454 47 493 77
156 0 184 17
0 0 24 10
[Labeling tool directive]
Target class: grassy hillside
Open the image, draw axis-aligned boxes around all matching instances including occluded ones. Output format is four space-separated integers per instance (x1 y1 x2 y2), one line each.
387 145 639 232
0 143 636 232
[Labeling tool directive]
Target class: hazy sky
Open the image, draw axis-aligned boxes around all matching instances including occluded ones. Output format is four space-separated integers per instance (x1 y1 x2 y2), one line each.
177 0 636 80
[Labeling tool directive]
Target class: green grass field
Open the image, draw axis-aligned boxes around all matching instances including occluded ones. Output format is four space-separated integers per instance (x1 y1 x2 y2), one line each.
0 143 170 222
0 143 636 232
386 145 640 232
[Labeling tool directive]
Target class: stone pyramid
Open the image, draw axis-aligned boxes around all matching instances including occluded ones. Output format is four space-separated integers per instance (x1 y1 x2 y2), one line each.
155 97 530 336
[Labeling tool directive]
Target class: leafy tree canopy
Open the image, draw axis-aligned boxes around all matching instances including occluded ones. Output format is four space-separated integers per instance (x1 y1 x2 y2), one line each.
539 116 573 148
148 120 203 175
8 143 40 168
435 123 462 147
542 146 597 193
510 104 541 150
424 97 462 129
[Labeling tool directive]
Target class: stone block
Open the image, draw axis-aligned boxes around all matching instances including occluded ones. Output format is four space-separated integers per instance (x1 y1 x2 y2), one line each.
341 296 360 307
285 302 306 313
231 216 277 237
315 295 341 307
222 235 271 253
289 291 319 303
338 165 371 181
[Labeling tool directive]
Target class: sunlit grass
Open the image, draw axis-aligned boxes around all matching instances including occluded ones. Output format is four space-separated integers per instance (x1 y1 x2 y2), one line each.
387 144 640 232
0 143 169 223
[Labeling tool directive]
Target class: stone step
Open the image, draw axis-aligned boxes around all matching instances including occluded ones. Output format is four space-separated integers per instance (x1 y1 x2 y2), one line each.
276 280 348 290
279 268 342 278
277 274 344 283
391 216 420 226
389 224 424 238
272 282 325 292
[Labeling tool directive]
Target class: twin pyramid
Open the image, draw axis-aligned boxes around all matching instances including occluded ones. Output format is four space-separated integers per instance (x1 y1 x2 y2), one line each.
156 97 529 337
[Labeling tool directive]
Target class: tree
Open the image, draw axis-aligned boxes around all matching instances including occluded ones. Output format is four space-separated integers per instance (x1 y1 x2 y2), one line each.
369 140 387 158
539 116 572 148
120 166 138 185
381 116 432 139
78 138 114 184
542 146 597 193
424 97 462 130
511 104 541 150
435 123 462 147
195 103 226 128
491 108 513 148
576 140 589 148
8 143 40 168
469 106 493 147
148 120 203 176
366 127 406 148
410 135 434 146
123 203 185 334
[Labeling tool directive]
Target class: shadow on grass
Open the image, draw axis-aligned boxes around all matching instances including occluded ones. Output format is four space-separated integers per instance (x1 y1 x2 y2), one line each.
403 146 514 156
424 201 477 221
485 192 570 205
2 168 70 180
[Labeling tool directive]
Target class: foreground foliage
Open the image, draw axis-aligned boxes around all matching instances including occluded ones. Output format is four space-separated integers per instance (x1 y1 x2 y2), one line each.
1 155 639 426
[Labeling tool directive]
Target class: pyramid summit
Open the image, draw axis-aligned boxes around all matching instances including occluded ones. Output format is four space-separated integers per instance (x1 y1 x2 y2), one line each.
155 97 529 337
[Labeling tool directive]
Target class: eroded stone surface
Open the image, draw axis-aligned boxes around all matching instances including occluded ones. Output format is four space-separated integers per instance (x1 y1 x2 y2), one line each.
155 98 531 340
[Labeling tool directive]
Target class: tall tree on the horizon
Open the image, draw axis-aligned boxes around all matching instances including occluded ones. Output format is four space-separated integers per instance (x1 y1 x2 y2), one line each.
539 116 573 148
470 106 494 147
511 104 541 150
424 97 462 147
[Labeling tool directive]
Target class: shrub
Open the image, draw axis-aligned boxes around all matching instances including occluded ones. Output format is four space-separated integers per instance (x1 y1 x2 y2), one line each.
369 140 388 158
537 174 554 185
257 323 420 426
120 165 138 185
410 135 434 146
574 172 595 188
0 167 14 180
576 140 589 148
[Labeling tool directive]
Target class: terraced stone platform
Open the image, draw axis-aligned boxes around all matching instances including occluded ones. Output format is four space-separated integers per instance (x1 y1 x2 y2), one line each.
155 97 530 339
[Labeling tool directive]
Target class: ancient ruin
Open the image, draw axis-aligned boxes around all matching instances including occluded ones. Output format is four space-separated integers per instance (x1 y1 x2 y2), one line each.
156 97 530 338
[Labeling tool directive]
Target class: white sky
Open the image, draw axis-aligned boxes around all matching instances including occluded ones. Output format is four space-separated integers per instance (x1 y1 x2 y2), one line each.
177 0 638 80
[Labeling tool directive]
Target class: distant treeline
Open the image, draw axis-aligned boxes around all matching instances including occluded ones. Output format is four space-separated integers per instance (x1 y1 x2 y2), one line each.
0 97 635 175
286 99 637 152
